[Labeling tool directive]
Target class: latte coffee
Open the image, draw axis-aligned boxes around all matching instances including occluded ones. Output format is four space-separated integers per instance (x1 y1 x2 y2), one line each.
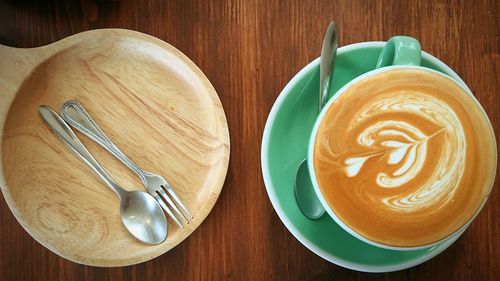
313 68 496 247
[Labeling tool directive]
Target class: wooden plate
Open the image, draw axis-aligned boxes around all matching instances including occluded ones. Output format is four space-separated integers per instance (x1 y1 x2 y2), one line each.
0 29 230 266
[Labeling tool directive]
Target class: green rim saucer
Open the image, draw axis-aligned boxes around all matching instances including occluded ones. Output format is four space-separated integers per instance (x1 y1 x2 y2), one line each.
261 41 469 272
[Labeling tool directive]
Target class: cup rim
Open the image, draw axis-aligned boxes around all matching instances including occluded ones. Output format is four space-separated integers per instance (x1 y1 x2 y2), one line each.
307 65 498 251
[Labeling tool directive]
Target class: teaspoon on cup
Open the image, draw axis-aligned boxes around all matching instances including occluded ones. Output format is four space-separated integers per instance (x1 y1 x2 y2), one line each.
39 106 168 245
294 21 338 220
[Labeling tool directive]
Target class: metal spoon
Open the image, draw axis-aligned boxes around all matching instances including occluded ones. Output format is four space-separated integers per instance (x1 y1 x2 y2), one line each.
38 105 168 244
294 21 338 220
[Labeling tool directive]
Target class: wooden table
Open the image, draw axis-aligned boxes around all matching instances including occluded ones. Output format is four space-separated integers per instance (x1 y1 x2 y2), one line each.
0 1 498 280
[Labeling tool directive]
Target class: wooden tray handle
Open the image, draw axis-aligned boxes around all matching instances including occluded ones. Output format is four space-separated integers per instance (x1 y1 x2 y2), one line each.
0 45 50 124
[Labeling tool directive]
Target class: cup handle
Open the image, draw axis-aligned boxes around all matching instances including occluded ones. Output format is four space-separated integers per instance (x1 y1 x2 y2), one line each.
375 36 421 68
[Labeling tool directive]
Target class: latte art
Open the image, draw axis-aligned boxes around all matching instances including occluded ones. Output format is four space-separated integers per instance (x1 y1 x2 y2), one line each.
313 69 496 247
342 94 466 212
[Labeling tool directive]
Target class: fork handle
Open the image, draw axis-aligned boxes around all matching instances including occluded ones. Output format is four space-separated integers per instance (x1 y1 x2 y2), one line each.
60 100 148 184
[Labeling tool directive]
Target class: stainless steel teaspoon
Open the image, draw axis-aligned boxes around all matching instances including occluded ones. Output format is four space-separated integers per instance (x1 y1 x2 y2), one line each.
294 21 338 220
39 105 168 244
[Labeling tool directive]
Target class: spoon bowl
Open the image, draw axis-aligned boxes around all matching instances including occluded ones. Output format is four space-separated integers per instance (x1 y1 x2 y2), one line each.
295 159 325 219
121 191 168 244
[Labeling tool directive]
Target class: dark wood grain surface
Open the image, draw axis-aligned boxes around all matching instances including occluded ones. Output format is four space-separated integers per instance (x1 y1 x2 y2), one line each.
0 0 498 280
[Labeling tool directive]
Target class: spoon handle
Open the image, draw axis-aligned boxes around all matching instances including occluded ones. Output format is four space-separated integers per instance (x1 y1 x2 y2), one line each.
38 105 125 198
319 21 338 112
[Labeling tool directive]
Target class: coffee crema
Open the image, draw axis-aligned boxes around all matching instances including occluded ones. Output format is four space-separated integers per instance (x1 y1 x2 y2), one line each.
313 68 496 247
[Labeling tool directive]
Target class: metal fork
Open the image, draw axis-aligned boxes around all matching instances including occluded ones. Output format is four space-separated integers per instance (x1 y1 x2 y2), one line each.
60 100 192 228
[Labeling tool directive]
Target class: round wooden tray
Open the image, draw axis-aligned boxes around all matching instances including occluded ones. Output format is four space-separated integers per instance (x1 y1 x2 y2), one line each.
0 29 230 266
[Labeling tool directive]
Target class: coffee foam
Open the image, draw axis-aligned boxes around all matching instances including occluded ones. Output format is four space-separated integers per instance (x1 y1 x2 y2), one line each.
314 68 496 247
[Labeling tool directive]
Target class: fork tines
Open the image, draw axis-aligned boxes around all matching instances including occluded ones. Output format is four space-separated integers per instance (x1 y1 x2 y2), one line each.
154 184 193 229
